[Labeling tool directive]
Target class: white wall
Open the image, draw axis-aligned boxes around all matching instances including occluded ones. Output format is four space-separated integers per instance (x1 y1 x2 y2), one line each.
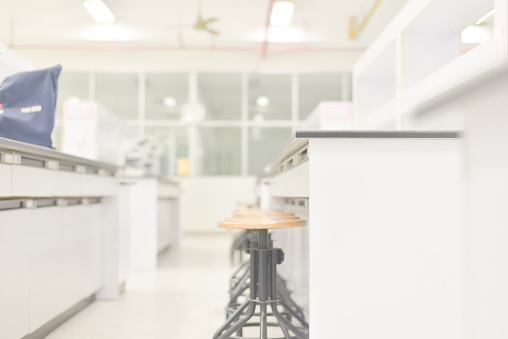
178 176 258 233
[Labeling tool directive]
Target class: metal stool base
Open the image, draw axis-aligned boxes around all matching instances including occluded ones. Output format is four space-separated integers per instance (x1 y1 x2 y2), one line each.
213 230 309 339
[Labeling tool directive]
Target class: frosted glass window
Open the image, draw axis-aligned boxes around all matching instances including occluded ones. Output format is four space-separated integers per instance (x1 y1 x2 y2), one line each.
95 73 138 120
55 72 89 121
197 127 241 175
198 74 241 120
248 127 292 175
248 74 291 121
146 73 188 120
298 74 343 120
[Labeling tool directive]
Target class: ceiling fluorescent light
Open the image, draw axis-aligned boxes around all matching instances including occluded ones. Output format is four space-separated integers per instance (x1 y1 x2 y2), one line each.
475 9 494 25
270 1 294 26
83 0 116 24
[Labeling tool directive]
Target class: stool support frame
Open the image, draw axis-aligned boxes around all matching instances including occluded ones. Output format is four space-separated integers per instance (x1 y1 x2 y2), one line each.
213 230 309 339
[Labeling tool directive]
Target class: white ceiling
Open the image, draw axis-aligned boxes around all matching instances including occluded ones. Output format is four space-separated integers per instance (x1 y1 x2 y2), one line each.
1 0 409 48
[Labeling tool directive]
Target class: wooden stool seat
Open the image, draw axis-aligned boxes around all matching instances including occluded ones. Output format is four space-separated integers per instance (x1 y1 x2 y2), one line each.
218 218 306 230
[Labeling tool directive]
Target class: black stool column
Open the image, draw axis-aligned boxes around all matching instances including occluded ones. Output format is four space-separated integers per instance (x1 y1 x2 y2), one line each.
258 229 269 339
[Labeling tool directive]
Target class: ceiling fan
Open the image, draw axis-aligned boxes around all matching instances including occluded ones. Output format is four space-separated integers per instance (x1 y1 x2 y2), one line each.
167 0 220 36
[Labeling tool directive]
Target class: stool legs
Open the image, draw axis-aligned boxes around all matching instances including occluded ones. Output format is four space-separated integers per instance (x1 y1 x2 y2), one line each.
213 230 309 339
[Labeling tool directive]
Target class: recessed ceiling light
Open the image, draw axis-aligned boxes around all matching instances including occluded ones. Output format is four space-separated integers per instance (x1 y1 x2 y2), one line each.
256 96 270 107
163 96 177 107
83 0 116 24
270 1 294 26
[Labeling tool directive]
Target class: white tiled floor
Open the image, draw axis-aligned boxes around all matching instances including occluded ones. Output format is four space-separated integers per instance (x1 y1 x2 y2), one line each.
46 233 234 339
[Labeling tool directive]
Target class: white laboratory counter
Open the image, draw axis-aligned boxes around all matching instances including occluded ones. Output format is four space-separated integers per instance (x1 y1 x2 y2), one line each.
119 176 180 270
264 130 463 339
0 137 121 339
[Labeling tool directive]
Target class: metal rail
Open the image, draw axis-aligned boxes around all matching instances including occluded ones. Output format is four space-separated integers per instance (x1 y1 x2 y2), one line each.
0 137 117 176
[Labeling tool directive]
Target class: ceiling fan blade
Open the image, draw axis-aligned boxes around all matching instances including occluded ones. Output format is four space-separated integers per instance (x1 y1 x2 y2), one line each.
203 17 219 24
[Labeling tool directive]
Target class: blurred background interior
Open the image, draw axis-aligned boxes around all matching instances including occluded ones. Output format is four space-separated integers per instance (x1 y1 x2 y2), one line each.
0 0 504 338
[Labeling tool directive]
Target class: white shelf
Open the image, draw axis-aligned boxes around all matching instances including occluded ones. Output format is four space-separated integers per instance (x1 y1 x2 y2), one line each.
400 39 495 116
355 42 397 120
353 0 497 130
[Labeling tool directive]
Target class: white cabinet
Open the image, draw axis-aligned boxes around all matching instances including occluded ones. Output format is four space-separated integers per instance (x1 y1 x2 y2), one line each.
157 199 172 253
0 210 30 339
52 170 82 196
11 166 53 197
0 204 106 335
308 137 462 339
60 205 88 311
0 163 11 196
28 208 64 332
85 204 104 296
266 131 462 338
81 174 118 197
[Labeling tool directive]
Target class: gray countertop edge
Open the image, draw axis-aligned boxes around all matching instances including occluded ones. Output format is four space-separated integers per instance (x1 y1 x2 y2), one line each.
295 130 461 139
268 129 461 174
0 137 118 171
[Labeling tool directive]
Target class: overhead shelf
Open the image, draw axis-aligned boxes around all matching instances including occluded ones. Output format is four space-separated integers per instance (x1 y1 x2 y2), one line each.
353 0 496 130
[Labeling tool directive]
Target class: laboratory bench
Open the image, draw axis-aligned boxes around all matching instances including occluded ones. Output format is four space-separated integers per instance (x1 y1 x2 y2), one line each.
0 137 180 339
263 130 463 339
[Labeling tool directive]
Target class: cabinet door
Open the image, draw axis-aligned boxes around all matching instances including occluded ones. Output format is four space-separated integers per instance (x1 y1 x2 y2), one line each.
0 209 30 339
85 204 103 296
29 208 64 332
11 166 53 197
0 163 12 196
61 205 88 310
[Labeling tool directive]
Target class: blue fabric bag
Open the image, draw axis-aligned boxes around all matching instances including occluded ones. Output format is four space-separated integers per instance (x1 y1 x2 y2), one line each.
0 65 62 147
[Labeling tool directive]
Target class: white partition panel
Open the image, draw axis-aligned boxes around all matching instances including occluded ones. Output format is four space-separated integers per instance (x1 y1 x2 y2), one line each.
309 138 462 339
0 209 30 339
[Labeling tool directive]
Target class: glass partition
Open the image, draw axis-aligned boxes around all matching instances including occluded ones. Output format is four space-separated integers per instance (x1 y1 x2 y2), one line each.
96 73 139 120
197 127 242 175
248 74 291 121
298 73 343 120
198 73 242 120
146 73 188 120
248 127 292 175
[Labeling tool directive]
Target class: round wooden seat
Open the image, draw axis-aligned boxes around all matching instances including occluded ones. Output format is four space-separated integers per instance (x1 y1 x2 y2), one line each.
218 218 306 230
